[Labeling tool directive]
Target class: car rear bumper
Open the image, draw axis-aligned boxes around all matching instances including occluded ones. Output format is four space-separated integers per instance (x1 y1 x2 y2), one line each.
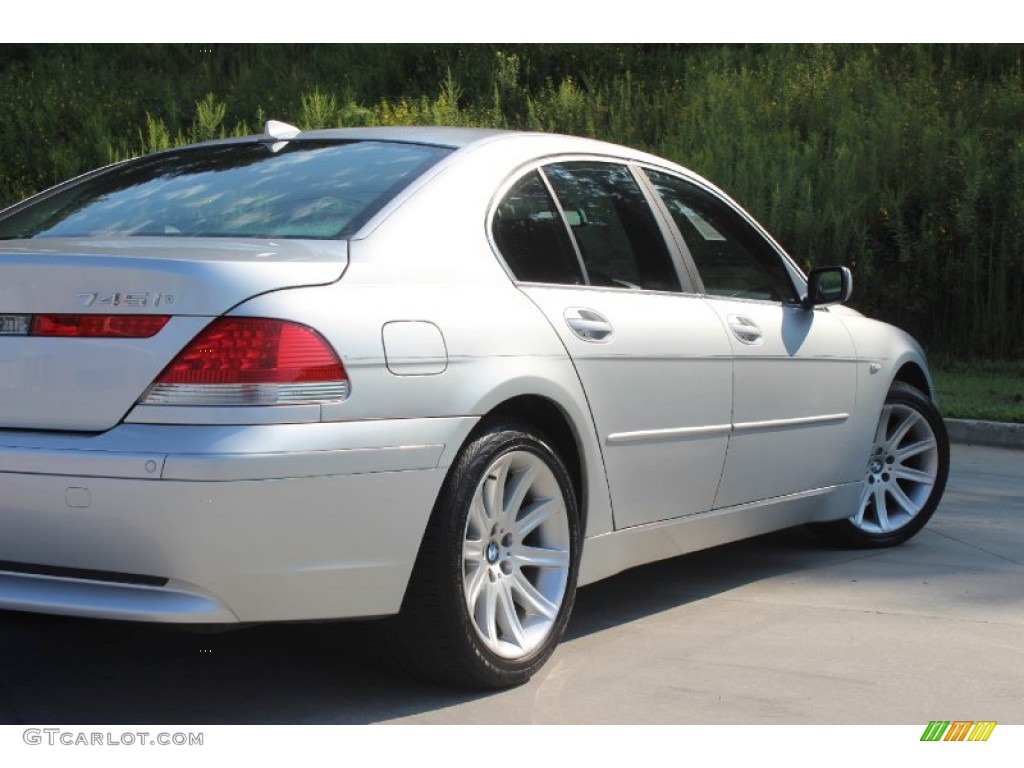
0 417 476 623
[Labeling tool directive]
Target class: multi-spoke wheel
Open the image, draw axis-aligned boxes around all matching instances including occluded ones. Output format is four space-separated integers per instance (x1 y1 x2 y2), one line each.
390 421 580 688
461 449 573 660
813 382 949 547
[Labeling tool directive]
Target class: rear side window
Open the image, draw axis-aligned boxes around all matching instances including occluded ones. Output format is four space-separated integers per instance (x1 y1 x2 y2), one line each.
0 140 450 241
492 171 585 285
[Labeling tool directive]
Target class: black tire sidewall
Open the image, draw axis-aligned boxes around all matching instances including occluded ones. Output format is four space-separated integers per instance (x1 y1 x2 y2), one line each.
404 421 581 688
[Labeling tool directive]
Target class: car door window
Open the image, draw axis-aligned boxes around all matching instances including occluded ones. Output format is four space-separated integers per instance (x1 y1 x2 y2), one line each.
543 162 681 292
492 171 586 285
645 169 798 302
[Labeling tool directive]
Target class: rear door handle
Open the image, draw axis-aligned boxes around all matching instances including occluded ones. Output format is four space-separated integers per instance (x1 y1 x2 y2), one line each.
564 308 613 342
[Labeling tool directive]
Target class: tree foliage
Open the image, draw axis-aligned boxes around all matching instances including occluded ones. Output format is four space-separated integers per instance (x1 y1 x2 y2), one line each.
1 43 1022 357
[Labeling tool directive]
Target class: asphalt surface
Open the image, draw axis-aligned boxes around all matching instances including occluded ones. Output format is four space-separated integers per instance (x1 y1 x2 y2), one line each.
0 442 1020 725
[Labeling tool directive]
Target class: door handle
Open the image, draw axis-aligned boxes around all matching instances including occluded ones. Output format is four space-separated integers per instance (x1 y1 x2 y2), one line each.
564 308 613 342
727 314 762 345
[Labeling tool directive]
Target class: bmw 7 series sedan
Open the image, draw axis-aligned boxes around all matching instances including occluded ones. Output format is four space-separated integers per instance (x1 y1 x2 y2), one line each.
0 124 949 687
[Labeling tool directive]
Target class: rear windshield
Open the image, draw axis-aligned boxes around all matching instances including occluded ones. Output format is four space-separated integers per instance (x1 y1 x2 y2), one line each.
0 140 451 240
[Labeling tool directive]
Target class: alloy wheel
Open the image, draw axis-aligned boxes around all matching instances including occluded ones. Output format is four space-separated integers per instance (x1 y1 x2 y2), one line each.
853 402 941 534
461 449 572 660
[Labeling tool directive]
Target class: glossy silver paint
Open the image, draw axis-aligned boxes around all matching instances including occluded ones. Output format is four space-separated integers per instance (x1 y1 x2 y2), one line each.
0 127 936 625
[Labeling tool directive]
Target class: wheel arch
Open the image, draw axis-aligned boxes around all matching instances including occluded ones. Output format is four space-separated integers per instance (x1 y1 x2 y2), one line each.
892 361 934 402
473 394 589 536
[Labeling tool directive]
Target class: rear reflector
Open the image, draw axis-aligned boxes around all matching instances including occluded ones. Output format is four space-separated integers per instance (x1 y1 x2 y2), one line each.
0 314 170 337
139 317 349 407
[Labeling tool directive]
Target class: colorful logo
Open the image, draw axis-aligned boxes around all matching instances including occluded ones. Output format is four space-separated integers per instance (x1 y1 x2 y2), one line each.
921 721 997 742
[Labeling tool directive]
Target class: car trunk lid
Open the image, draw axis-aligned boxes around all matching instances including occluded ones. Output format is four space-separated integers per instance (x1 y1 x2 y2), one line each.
0 237 346 431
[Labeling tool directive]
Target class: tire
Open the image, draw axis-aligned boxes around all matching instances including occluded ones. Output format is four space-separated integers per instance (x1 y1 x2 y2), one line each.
389 421 581 688
811 381 950 548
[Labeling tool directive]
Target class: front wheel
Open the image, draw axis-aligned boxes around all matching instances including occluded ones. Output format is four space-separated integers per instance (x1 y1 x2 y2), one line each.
389 421 580 688
812 381 950 548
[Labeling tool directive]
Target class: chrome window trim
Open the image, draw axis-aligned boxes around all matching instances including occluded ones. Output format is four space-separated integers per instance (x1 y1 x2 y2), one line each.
486 153 699 295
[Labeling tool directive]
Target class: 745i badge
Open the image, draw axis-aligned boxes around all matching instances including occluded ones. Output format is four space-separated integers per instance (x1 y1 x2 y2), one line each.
76 292 174 308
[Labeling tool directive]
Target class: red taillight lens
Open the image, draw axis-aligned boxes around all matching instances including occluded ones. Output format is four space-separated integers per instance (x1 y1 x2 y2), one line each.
30 314 169 338
140 318 349 407
156 318 345 385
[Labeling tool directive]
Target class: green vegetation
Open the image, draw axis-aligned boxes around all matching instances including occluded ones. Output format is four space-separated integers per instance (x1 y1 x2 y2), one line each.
1 44 1023 362
932 359 1024 422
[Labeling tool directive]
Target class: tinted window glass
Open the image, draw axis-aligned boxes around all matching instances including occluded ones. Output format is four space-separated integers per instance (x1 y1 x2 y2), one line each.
0 140 450 241
645 169 797 302
544 163 681 292
492 171 585 285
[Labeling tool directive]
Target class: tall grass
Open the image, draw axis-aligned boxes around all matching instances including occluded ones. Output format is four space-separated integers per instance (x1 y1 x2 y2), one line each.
1 44 1022 358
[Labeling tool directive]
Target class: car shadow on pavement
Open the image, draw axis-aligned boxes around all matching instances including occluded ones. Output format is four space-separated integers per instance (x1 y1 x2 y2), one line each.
0 527 870 725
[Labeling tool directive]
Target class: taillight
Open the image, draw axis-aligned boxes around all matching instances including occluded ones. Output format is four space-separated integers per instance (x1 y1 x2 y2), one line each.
139 318 349 406
30 314 170 337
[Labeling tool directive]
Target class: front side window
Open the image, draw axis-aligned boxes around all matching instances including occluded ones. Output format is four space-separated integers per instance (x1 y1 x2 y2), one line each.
645 169 798 302
0 140 451 241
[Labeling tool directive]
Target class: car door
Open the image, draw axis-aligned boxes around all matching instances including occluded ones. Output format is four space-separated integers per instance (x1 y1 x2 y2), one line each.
642 168 859 509
492 161 734 529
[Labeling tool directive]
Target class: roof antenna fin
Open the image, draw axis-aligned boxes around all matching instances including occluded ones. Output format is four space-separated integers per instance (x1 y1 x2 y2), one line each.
264 120 301 152
265 120 300 139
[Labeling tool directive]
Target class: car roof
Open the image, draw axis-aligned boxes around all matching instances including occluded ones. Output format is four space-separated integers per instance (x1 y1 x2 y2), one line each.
295 126 513 148
194 125 673 168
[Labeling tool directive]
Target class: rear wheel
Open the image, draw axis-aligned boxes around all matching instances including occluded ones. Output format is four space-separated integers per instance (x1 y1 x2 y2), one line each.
390 421 580 688
813 381 949 547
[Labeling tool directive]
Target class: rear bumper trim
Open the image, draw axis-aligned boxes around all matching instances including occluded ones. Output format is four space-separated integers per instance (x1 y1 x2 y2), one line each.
0 443 444 482
0 572 238 623
0 560 167 587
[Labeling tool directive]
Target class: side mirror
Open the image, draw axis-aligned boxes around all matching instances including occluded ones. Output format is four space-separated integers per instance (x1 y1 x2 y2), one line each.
802 266 853 310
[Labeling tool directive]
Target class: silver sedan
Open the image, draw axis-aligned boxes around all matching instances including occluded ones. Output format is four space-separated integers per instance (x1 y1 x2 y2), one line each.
0 125 949 687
